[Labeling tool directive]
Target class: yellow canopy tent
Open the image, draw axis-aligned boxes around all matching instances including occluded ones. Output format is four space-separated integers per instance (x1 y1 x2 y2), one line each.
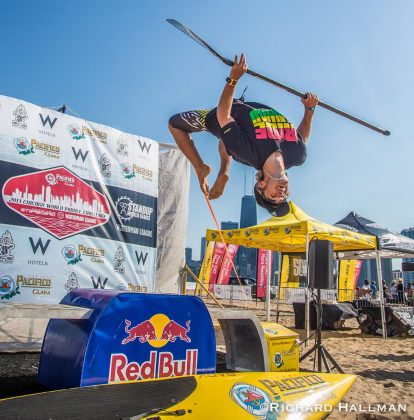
206 201 377 254
205 201 386 340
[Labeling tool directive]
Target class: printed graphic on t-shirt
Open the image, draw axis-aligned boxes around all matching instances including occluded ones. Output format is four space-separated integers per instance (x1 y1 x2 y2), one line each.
250 108 297 141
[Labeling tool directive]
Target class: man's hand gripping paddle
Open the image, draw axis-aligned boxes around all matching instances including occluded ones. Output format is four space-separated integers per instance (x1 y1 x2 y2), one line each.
167 18 390 136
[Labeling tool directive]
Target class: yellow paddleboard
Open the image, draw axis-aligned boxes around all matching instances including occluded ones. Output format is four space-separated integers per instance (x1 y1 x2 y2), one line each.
159 371 356 419
0 371 355 419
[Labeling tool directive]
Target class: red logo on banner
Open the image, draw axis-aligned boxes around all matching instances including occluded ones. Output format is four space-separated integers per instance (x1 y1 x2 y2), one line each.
2 166 111 239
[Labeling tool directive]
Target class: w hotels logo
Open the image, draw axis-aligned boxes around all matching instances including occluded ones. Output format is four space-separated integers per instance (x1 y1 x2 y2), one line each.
2 167 111 239
72 147 89 162
137 139 152 154
39 113 58 129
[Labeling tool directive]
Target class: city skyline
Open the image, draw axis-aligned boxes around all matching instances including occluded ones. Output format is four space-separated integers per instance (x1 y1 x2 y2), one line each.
402 228 414 283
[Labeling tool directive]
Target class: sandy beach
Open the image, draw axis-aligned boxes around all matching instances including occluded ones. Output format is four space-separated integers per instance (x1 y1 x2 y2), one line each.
0 299 413 419
209 300 414 419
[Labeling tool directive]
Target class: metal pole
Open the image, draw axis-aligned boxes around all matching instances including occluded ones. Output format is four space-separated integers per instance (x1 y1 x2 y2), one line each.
275 252 282 323
184 265 224 309
375 250 387 339
305 234 310 347
266 250 272 322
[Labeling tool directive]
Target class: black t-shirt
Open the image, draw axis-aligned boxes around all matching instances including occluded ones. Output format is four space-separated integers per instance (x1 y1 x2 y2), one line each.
205 101 307 170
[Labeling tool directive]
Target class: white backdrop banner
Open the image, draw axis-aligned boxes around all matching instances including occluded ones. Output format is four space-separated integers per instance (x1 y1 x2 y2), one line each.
0 95 158 302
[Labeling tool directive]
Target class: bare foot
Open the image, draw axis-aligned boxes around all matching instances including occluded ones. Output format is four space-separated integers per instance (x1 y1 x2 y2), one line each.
196 163 211 195
209 173 229 199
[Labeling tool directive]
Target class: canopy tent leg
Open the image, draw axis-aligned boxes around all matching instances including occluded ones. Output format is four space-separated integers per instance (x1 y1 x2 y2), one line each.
275 252 282 322
375 250 387 340
305 234 310 347
265 249 272 321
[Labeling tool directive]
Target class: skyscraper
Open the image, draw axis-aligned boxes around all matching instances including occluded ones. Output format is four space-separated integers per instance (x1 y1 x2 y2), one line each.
221 221 239 230
238 195 258 277
401 228 414 283
185 247 192 265
240 195 257 228
200 237 207 261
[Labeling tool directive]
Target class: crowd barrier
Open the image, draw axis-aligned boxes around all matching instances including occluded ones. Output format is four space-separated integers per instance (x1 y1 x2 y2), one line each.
189 282 413 310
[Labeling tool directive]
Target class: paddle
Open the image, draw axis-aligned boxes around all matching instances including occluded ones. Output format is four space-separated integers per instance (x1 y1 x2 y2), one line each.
167 19 390 136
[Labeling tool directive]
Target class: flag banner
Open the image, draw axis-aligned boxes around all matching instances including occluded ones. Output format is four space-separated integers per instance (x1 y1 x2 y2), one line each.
257 249 271 298
338 259 360 302
208 242 226 291
0 95 158 302
216 244 238 285
354 260 362 287
196 241 215 295
279 253 307 298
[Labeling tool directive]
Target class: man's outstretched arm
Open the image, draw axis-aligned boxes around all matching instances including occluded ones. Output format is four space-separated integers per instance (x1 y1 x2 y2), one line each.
297 92 319 143
216 54 248 127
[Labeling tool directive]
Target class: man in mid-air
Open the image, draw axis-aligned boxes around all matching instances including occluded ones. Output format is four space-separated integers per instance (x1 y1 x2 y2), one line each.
168 54 318 215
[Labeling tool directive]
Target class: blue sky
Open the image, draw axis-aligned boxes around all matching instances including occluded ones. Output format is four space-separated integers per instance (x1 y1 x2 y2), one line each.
1 1 412 261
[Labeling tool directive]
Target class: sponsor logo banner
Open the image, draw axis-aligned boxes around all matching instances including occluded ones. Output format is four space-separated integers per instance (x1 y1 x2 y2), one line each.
216 244 238 285
0 95 159 303
2 166 111 239
208 242 226 291
257 249 271 298
0 161 157 248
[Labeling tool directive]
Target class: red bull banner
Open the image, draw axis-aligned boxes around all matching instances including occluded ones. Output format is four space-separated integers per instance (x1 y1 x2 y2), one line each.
38 290 216 388
208 242 226 291
216 244 239 285
257 249 271 298
0 95 158 302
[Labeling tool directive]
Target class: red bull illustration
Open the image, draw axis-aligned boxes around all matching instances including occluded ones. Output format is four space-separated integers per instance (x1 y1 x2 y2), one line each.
121 314 191 347
121 319 157 344
160 320 191 343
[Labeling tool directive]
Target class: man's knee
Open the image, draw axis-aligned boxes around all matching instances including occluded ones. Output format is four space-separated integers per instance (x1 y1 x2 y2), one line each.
168 113 183 131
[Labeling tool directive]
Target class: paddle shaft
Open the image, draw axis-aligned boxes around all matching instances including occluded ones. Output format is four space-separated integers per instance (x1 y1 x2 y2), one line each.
167 19 390 136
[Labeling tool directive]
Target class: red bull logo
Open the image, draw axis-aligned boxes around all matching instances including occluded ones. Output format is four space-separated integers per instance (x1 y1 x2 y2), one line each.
109 314 198 383
109 349 198 382
121 314 191 347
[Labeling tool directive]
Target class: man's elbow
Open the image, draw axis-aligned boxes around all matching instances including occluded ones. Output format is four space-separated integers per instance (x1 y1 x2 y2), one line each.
216 109 233 128
297 130 310 143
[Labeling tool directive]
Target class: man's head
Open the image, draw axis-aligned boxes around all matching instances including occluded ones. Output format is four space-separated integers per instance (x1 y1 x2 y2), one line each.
254 170 290 216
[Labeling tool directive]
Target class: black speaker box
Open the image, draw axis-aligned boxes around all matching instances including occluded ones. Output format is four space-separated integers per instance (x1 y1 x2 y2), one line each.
308 239 334 289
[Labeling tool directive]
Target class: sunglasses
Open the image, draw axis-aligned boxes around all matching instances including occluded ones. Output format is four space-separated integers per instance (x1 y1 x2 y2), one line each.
263 169 288 182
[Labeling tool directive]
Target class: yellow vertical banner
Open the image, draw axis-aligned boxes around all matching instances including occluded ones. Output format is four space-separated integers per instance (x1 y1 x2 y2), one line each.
338 259 357 302
279 254 305 298
196 241 215 296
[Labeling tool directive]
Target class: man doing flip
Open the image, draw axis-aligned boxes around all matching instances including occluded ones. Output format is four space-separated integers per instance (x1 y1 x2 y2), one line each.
168 54 318 215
